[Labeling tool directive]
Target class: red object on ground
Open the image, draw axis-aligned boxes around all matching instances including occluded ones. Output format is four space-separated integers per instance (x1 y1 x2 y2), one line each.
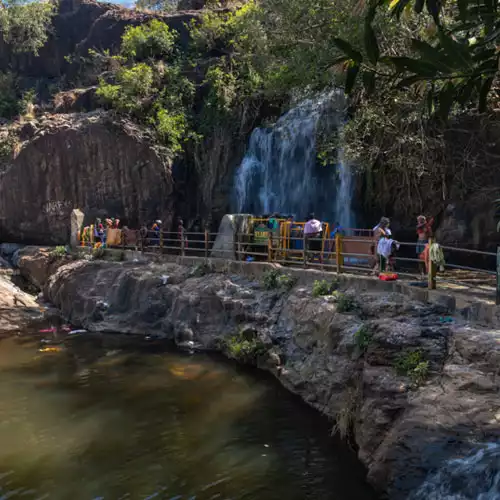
379 273 398 281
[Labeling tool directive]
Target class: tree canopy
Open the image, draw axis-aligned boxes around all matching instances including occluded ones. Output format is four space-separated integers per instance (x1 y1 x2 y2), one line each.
333 0 500 118
0 0 55 54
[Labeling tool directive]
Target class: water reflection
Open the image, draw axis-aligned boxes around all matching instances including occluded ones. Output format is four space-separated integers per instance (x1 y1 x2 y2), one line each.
0 333 376 500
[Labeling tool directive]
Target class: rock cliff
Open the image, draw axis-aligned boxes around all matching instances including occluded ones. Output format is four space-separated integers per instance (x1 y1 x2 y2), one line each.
0 0 199 84
42 259 500 499
0 0 210 244
0 112 174 244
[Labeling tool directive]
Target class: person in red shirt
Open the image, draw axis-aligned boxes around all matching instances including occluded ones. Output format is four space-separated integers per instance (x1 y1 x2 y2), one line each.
417 215 434 277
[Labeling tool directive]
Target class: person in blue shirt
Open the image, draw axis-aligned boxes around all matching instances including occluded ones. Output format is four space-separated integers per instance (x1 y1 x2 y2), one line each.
331 221 344 237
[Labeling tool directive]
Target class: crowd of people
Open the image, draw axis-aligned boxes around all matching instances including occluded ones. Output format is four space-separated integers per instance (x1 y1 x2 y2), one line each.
81 212 436 278
255 212 435 277
371 214 434 276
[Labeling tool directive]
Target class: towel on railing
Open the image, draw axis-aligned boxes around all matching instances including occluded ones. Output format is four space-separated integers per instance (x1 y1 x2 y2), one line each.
429 242 445 271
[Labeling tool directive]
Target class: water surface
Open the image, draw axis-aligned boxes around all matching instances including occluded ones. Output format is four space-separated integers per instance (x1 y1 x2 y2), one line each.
0 332 376 500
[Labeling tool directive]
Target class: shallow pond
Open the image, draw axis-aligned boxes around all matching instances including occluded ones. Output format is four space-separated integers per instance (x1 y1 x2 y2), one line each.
0 332 377 500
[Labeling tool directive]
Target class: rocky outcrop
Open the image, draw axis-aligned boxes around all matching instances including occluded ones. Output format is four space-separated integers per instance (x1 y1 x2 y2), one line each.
0 0 201 83
16 246 71 290
43 259 500 498
0 272 44 333
0 112 174 244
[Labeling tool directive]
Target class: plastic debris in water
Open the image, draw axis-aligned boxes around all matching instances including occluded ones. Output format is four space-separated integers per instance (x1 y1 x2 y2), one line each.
439 316 454 323
69 329 87 335
39 327 57 334
39 346 63 353
161 275 169 285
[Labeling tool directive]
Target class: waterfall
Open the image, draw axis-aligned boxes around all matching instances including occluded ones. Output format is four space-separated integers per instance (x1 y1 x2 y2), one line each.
335 136 353 230
233 91 354 227
408 443 500 500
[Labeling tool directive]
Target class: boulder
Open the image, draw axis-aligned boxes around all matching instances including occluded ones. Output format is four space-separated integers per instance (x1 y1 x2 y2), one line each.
210 213 252 260
17 246 71 290
0 112 174 244
0 274 43 333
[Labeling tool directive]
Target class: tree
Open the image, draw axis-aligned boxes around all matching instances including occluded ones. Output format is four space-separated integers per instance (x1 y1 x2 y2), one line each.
332 0 500 117
0 0 55 54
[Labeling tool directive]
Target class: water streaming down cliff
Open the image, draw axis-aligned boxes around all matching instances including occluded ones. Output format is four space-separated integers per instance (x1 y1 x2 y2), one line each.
409 443 500 500
234 91 354 227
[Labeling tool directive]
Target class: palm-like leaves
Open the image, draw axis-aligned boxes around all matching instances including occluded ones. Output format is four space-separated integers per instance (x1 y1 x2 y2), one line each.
334 0 500 117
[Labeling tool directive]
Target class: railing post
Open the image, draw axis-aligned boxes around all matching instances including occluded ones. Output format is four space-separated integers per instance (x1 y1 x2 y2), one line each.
303 233 307 268
205 229 209 263
181 227 185 258
335 233 343 274
160 229 164 254
428 238 436 290
496 246 500 305
236 232 241 261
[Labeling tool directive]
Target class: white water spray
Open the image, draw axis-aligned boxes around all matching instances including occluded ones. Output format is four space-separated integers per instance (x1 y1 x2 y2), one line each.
408 443 500 500
233 91 354 227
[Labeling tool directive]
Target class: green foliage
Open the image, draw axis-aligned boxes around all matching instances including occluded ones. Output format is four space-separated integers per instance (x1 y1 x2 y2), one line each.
394 349 429 386
50 246 68 258
98 63 154 112
0 132 18 166
0 72 36 120
107 250 125 262
96 20 193 159
262 268 297 291
0 72 21 119
312 279 339 297
225 332 267 364
336 292 356 313
354 324 373 352
91 247 106 260
262 269 280 289
152 108 187 155
189 262 214 277
20 88 36 117
277 273 297 290
331 387 358 440
189 0 364 98
333 0 500 117
0 0 55 55
121 20 177 61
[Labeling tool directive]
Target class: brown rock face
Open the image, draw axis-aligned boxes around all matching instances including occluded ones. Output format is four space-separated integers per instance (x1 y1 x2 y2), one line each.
0 112 174 244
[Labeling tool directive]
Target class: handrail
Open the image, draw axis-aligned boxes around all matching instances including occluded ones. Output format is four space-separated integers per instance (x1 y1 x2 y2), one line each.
77 225 498 300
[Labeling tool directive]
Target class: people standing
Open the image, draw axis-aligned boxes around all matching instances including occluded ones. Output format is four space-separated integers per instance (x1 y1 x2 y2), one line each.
304 213 323 261
177 217 188 254
372 217 390 273
416 215 434 278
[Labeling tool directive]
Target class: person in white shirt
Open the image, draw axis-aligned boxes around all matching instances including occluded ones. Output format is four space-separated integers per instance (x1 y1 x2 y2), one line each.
304 213 322 260
377 235 400 272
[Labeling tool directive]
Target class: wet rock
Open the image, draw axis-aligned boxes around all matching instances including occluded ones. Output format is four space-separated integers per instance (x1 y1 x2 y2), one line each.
0 275 43 333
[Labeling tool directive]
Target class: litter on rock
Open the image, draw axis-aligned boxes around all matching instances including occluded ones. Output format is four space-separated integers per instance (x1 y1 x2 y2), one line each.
68 329 87 335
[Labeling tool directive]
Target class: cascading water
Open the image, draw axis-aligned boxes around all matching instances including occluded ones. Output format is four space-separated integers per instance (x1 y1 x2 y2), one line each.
408 443 500 500
233 91 354 227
